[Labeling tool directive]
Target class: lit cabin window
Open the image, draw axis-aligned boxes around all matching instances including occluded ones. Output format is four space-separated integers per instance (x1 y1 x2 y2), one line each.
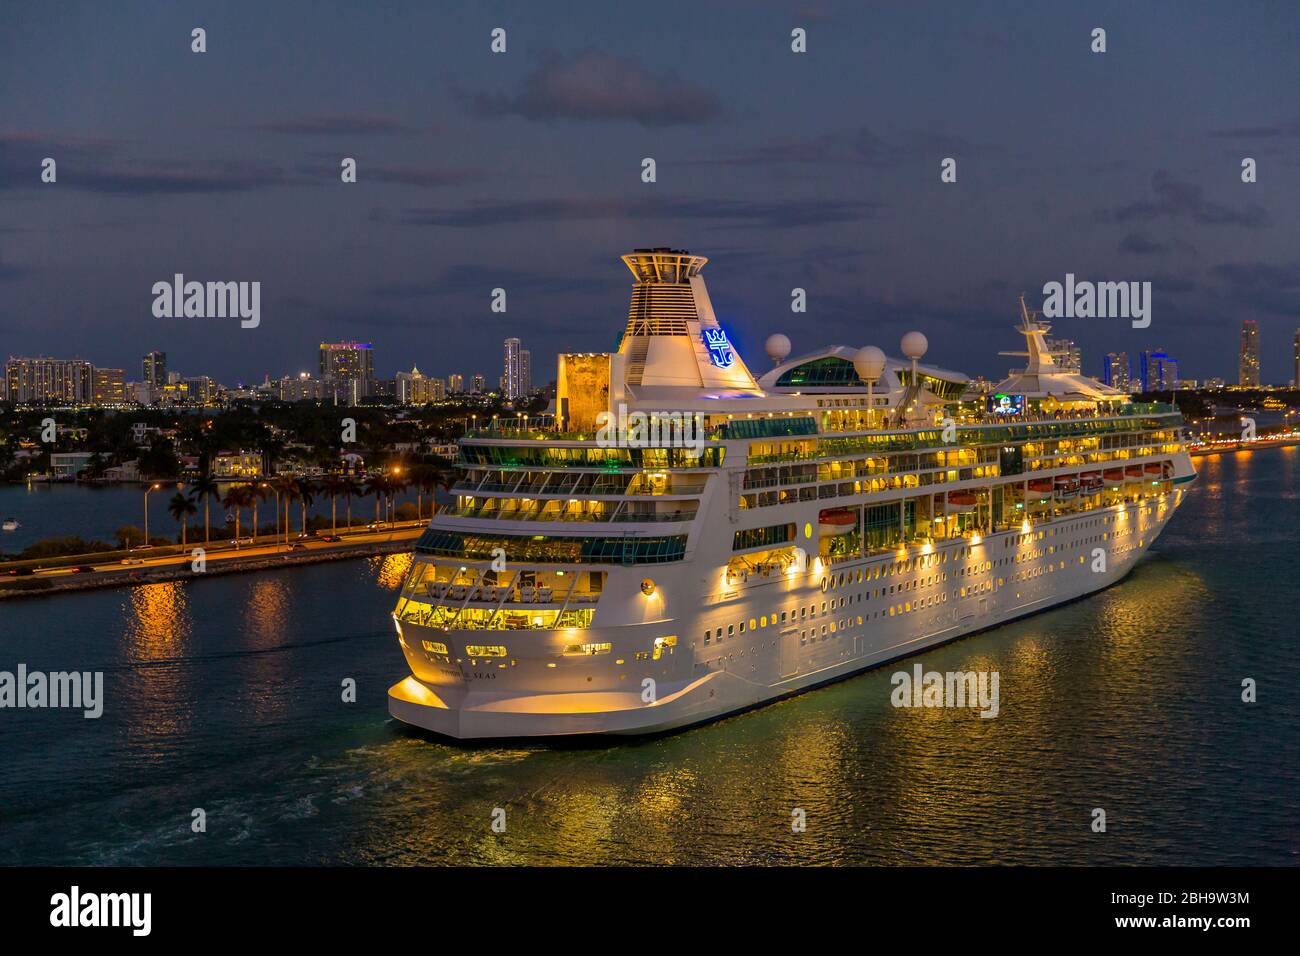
564 642 612 656
421 640 448 655
465 645 507 658
652 635 677 660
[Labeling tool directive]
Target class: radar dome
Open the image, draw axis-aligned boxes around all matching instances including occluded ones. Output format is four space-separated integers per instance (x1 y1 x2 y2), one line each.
900 331 929 361
853 346 886 382
765 333 792 364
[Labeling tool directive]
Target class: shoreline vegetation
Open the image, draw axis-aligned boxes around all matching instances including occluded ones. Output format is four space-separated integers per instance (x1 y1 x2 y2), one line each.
0 396 543 485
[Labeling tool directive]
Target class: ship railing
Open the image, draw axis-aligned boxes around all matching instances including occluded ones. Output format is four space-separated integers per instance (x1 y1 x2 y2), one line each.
419 578 600 608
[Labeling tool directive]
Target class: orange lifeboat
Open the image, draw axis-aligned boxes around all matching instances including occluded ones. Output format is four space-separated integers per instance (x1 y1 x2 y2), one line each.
1103 468 1125 487
818 508 857 536
1144 463 1164 476
946 491 978 512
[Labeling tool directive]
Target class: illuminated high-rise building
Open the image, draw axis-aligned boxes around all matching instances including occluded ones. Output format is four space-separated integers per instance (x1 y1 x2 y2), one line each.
448 373 464 393
503 338 525 400
472 373 485 393
396 365 445 405
3 357 94 404
320 342 374 403
1044 337 1080 373
1292 328 1299 387
1238 319 1260 387
92 368 128 405
142 350 167 388
1102 352 1130 391
1139 349 1178 392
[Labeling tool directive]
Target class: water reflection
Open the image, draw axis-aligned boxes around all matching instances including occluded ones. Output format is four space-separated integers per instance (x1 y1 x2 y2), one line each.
3 449 1294 865
371 552 412 590
121 582 195 758
241 578 295 723
124 582 191 660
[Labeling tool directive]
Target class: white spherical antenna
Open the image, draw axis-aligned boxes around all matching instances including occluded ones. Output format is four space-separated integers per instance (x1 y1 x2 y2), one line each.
765 333 792 365
853 346 886 382
900 331 929 361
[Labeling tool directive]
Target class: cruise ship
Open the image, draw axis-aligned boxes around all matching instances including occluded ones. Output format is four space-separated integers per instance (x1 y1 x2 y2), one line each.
388 248 1196 739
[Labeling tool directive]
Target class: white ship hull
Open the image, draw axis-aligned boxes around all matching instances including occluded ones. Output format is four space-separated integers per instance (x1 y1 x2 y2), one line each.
389 482 1190 739
387 249 1196 741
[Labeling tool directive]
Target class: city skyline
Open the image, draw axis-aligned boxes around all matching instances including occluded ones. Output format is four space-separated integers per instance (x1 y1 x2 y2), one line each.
8 315 1300 406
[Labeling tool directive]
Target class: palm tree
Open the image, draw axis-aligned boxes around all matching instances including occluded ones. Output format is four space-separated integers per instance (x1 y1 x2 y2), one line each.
411 465 437 520
365 474 388 524
168 492 197 546
221 484 253 546
191 471 219 544
270 475 298 546
250 482 271 544
320 474 347 533
296 477 317 535
342 474 363 531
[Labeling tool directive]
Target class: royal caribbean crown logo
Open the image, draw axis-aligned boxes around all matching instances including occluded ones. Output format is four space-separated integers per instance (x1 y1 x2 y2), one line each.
702 327 735 369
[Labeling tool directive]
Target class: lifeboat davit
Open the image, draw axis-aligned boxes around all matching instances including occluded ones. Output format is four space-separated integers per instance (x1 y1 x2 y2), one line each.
946 491 978 512
819 508 857 536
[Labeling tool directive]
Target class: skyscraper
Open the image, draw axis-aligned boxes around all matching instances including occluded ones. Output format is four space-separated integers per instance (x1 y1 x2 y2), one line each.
1044 336 1081 373
319 342 374 403
1239 319 1260 387
502 337 524 401
4 357 94 404
142 350 167 388
92 368 127 405
1102 352 1130 391
520 349 531 398
472 373 485 393
1139 349 1178 392
396 365 446 405
448 373 464 393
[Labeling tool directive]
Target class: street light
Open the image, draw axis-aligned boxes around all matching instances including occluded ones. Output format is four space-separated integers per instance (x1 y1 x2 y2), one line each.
142 482 161 548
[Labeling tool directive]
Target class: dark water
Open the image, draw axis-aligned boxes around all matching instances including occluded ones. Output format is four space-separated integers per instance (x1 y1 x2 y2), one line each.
1 449 1296 865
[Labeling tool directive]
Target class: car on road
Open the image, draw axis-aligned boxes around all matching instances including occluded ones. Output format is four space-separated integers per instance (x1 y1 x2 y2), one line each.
289 543 307 551
120 558 144 565
70 565 95 573
319 534 342 542
6 567 36 576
